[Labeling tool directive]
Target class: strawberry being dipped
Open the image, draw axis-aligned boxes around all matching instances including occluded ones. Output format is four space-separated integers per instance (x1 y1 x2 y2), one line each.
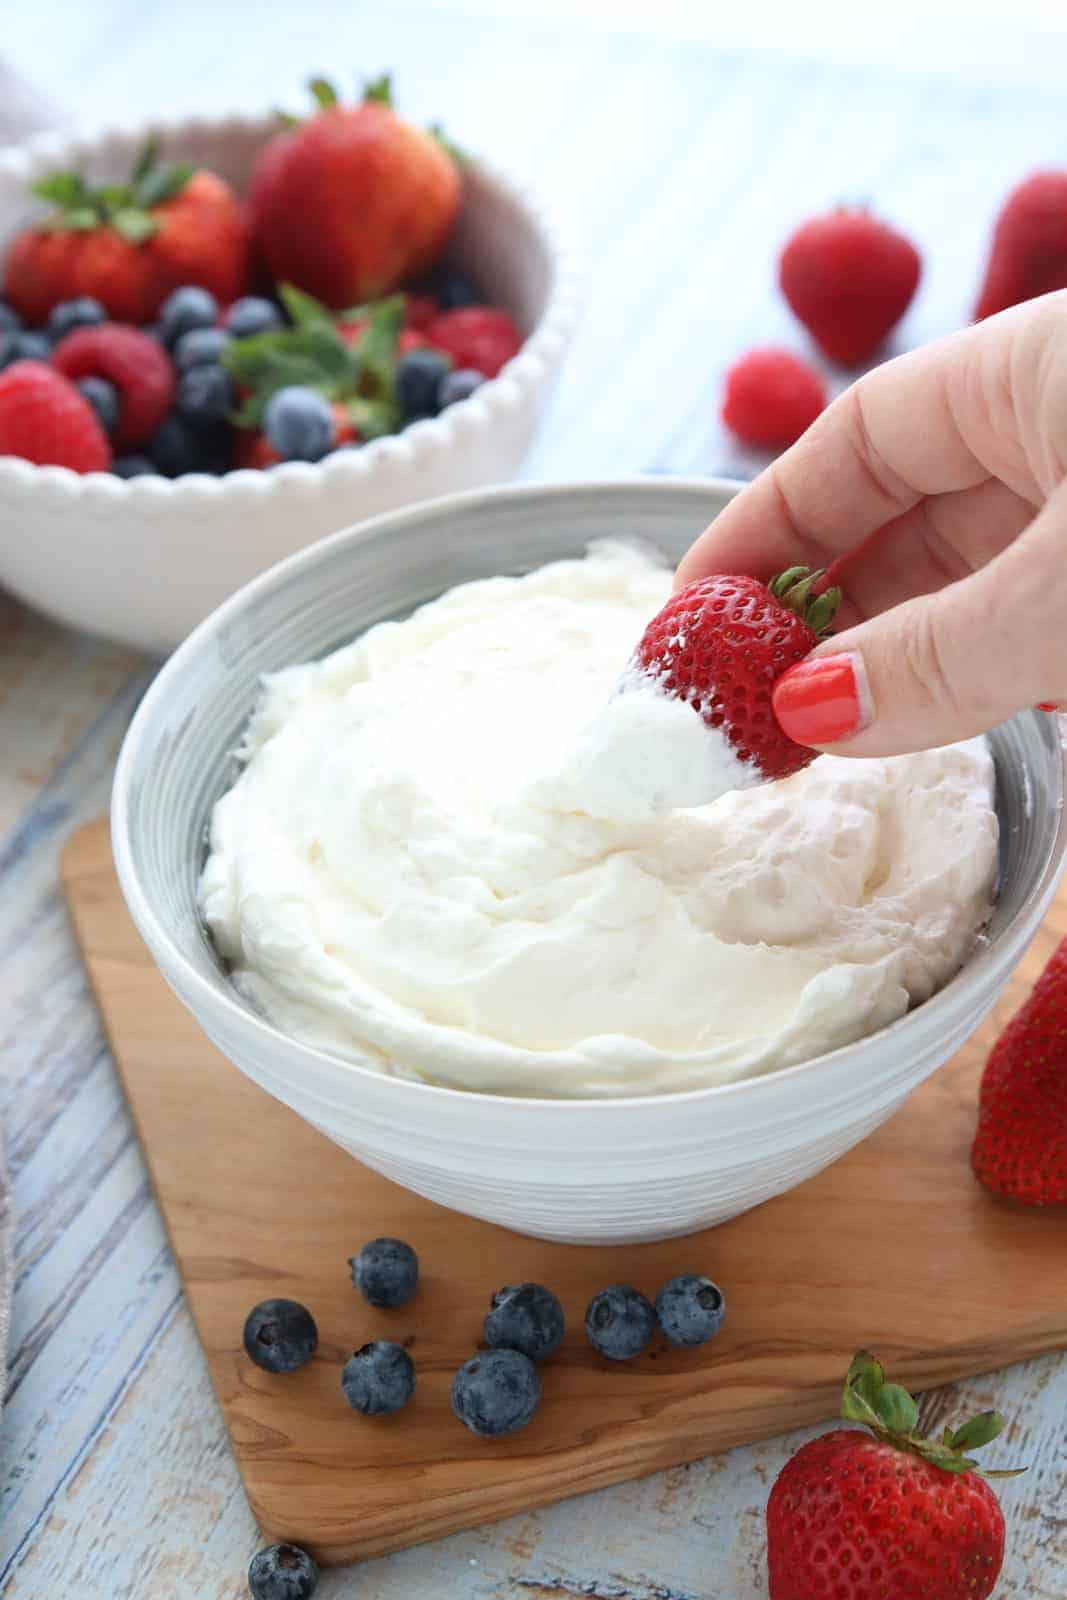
972 934 1067 1205
767 1352 1019 1600
974 171 1067 319
4 141 248 326
248 76 461 311
779 207 921 366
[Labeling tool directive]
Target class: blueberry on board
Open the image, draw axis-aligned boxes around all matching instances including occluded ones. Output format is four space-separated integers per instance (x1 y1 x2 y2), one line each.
396 349 450 420
451 1348 541 1437
584 1284 657 1361
655 1274 726 1348
349 1237 419 1308
247 1542 318 1600
13 331 52 362
0 301 21 334
76 377 120 435
484 1283 564 1363
263 385 334 462
158 285 219 347
226 296 285 338
113 454 157 479
47 296 107 340
174 326 232 371
177 363 236 427
438 367 486 409
341 1340 416 1416
242 1298 318 1373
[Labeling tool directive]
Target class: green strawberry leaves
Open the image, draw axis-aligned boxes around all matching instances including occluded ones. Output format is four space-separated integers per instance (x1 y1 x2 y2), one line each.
362 73 393 106
31 137 193 240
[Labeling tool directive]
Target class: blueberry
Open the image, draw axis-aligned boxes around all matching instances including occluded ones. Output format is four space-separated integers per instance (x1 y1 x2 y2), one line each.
655 1274 726 1348
247 1542 318 1600
264 385 335 462
242 1298 318 1373
158 285 218 347
584 1285 657 1361
177 364 236 427
396 349 450 420
484 1283 564 1363
431 266 480 309
148 415 202 476
113 454 157 479
47 296 107 340
0 301 21 334
226 296 285 338
438 367 486 409
13 331 51 362
451 1348 541 1437
349 1237 418 1308
0 333 18 371
341 1340 416 1416
174 327 231 371
76 377 120 435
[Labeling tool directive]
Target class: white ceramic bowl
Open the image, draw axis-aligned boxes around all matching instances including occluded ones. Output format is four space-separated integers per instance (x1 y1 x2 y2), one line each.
0 116 577 654
112 479 1067 1245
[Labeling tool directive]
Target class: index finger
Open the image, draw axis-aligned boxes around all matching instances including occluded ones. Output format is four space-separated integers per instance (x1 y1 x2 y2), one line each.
676 322 996 589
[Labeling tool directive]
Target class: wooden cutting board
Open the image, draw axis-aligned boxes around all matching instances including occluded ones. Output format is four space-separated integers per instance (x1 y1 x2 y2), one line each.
62 818 1067 1569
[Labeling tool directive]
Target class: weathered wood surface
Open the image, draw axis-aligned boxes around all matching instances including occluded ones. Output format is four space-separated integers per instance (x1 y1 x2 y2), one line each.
3 9 1067 1598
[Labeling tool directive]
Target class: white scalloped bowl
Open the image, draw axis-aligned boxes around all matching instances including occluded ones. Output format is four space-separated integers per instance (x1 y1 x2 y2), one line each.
0 115 578 654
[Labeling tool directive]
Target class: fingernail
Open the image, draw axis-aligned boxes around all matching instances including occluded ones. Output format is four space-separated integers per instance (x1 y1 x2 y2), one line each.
772 651 873 747
1037 701 1063 713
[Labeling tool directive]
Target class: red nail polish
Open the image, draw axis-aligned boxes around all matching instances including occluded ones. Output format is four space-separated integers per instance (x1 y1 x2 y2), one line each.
772 652 871 746
1037 701 1062 713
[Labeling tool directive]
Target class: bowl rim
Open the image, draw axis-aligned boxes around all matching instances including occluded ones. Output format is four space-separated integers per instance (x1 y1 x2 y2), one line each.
111 475 1067 1113
0 110 580 498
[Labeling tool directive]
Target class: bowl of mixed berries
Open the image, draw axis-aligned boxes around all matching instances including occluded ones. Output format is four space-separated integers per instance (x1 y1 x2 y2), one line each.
0 76 576 652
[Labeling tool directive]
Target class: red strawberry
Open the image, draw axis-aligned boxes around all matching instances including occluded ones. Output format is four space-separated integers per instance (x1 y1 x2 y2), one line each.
767 1353 1017 1600
972 935 1067 1204
248 76 460 310
779 208 922 365
51 324 175 449
3 142 248 325
631 566 840 783
425 306 520 378
974 171 1067 319
234 430 282 470
721 347 826 448
0 361 111 472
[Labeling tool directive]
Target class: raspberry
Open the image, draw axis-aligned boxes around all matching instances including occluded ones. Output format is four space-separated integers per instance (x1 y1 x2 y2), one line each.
424 307 521 378
721 347 826 449
0 361 111 472
51 324 175 449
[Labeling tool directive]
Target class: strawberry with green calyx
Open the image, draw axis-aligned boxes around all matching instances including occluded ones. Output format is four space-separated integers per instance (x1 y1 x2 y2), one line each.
248 74 461 310
4 140 249 325
766 1352 1022 1600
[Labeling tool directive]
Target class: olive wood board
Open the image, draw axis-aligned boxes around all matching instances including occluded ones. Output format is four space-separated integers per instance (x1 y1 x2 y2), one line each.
61 818 1067 1568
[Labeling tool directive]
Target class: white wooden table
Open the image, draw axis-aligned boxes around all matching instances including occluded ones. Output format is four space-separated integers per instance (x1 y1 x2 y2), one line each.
1 10 1066 1597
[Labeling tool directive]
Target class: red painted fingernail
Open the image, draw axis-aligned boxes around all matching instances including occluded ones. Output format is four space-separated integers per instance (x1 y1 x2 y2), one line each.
772 652 872 747
1037 701 1062 713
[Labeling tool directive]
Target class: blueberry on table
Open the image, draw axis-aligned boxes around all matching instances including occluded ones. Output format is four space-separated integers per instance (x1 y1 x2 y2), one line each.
341 1340 416 1416
655 1274 726 1348
47 296 106 340
76 376 120 436
158 285 219 347
242 1298 318 1373
396 348 450 420
177 363 236 427
585 1284 657 1361
112 454 157 479
263 386 334 462
174 326 231 371
226 295 285 338
0 301 21 334
484 1283 564 1363
349 1236 419 1308
438 367 486 409
452 1348 542 1437
247 1542 318 1599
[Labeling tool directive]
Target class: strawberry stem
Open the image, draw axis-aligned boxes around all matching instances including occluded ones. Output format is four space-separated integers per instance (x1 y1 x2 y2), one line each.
768 565 842 637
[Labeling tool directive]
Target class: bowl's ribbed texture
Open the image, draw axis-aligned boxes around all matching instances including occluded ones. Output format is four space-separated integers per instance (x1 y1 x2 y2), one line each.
112 480 1067 1243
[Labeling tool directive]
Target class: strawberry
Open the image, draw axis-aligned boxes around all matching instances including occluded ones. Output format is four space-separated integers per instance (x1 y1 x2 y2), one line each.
248 76 460 311
630 566 840 783
0 361 111 472
721 347 826 448
3 141 249 326
779 208 922 366
974 171 1067 320
424 306 520 378
51 324 175 449
972 934 1067 1204
767 1352 1018 1600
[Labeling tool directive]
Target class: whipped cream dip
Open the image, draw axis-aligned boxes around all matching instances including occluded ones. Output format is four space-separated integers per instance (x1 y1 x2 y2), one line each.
199 540 998 1098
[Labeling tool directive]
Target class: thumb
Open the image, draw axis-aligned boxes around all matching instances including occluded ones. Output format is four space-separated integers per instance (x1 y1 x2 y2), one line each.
771 506 1067 757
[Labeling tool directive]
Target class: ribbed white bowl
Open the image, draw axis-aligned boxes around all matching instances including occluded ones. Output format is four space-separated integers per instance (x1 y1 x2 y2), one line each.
112 480 1067 1244
0 116 578 653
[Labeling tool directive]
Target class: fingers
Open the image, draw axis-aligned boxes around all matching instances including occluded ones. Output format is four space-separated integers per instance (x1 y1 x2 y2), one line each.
772 479 1067 756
